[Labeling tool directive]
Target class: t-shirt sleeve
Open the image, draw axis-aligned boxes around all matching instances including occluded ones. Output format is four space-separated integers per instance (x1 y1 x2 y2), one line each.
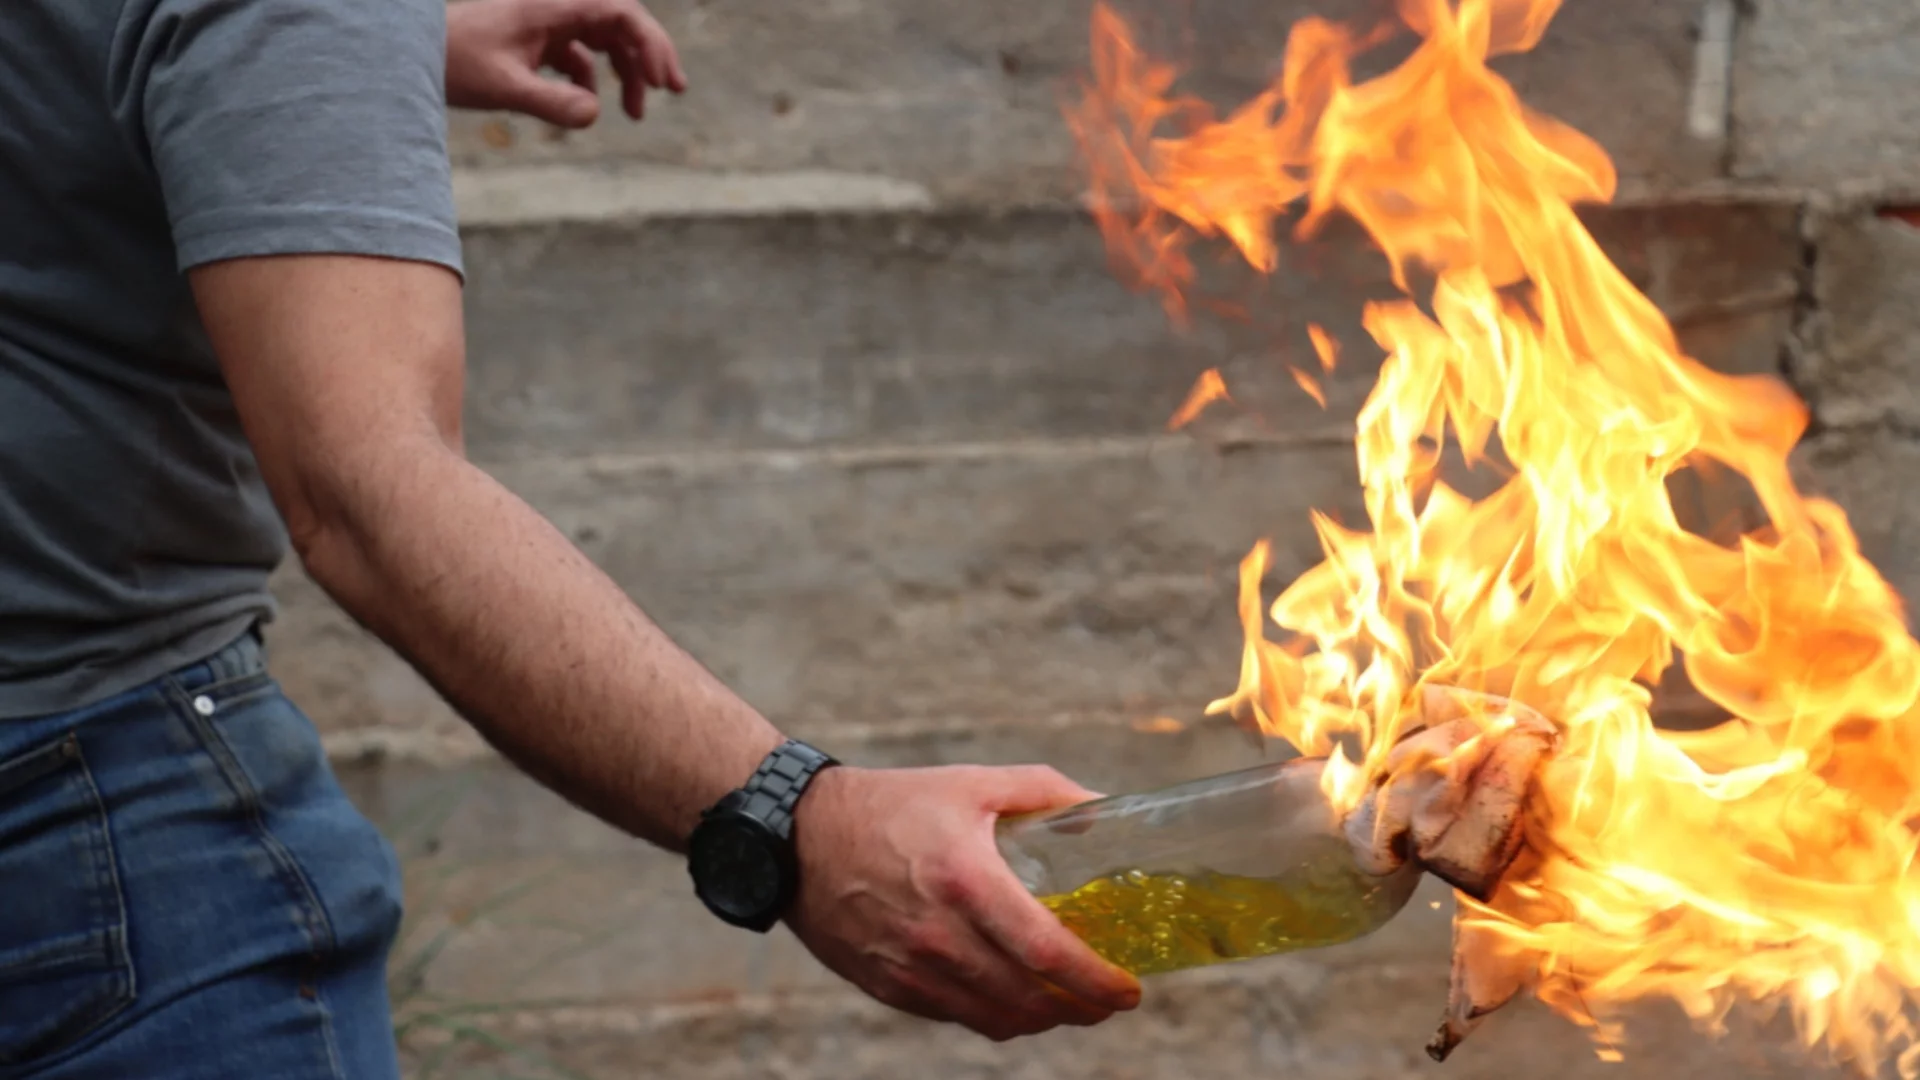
117 0 463 277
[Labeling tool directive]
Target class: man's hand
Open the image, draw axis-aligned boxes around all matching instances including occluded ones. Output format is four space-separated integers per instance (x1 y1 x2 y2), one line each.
445 0 687 127
788 765 1143 1041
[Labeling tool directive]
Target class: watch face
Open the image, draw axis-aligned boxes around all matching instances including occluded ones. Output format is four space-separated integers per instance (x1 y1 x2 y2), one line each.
691 817 784 922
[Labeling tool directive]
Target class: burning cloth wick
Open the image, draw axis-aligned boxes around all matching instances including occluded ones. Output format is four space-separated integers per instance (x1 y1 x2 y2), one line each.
1341 686 1558 1060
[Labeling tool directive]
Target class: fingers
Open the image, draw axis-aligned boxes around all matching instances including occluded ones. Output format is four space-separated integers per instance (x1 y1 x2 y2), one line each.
953 764 1140 1008
503 67 602 128
608 44 649 121
974 764 1101 816
548 40 598 97
816 903 1119 1042
956 860 1142 1012
907 923 1116 1040
613 2 686 93
788 763 1140 1044
603 14 679 121
885 974 1070 1043
948 929 1115 1031
555 0 686 120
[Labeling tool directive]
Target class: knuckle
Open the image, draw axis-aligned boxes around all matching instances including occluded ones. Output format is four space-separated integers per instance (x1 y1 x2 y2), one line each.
901 920 953 964
870 962 931 1014
944 952 994 990
936 763 984 788
926 861 975 908
1018 934 1070 975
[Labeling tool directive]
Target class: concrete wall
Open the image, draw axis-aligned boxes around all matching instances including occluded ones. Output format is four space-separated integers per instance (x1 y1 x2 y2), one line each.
279 0 1920 1075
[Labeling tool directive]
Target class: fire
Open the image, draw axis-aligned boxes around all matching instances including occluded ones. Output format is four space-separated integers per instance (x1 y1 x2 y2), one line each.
1169 367 1232 430
1072 0 1920 1073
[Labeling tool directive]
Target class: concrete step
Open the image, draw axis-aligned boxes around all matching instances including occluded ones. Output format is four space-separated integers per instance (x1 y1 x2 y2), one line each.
395 968 1843 1080
279 196 1807 751
353 722 1846 1080
278 434 1357 757
445 0 1729 202
453 198 1803 461
277 428 1783 762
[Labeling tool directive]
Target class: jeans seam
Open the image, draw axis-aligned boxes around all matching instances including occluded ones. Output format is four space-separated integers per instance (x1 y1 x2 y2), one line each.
0 735 84 800
313 975 349 1080
0 732 139 1069
165 670 273 707
165 684 340 964
70 734 136 1011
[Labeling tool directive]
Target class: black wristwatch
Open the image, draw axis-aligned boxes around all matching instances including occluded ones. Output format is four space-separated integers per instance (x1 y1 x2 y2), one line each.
686 739 838 933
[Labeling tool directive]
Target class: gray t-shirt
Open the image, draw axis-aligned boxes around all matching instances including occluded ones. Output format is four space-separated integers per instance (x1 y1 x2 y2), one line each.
0 0 464 716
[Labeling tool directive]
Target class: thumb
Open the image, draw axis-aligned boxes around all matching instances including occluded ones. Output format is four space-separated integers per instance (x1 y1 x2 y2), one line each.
504 71 601 128
975 765 1101 817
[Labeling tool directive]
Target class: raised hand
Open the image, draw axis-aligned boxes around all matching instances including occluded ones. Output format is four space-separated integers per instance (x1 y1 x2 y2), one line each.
445 0 687 127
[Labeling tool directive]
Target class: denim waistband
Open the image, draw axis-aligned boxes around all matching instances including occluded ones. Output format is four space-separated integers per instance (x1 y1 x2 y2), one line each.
167 627 268 695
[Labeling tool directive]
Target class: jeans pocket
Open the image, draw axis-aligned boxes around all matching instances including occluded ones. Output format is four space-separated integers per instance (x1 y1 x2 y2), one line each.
0 732 135 1067
184 681 406 966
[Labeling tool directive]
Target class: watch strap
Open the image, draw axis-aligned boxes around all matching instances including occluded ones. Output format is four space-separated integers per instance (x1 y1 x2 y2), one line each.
733 739 837 841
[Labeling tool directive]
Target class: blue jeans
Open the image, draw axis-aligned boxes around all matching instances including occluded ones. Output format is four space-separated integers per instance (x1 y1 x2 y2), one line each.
0 631 404 1079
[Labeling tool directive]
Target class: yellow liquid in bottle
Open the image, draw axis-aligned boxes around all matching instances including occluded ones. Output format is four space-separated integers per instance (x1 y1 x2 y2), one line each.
1039 858 1402 977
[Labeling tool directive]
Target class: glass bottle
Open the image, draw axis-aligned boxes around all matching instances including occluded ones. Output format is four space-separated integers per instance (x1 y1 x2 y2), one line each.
995 755 1420 977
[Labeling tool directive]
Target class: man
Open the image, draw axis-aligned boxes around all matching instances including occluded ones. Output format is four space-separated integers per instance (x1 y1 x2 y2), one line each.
0 0 1140 1074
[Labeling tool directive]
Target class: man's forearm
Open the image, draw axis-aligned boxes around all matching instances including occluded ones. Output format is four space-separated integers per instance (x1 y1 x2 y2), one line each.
298 434 783 851
193 250 1140 1044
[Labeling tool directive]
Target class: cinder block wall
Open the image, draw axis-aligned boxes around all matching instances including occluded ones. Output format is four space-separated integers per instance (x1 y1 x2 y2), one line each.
278 1 1920 1075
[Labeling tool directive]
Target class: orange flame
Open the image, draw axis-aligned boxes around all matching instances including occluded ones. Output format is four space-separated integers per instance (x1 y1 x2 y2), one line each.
1307 322 1341 372
1169 367 1232 430
1288 364 1328 409
1076 0 1920 1072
